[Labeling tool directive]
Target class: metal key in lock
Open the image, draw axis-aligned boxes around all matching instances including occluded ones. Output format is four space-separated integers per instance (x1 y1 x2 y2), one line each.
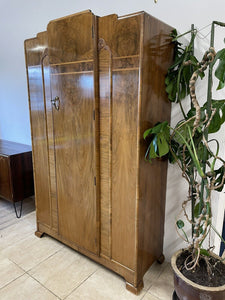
51 96 60 110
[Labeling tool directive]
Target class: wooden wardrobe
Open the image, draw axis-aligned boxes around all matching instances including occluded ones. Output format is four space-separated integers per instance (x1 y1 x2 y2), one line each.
24 10 173 294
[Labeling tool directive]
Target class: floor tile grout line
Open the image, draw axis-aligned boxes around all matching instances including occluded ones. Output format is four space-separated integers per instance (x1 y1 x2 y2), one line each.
8 258 27 273
140 289 148 300
0 231 35 251
28 272 62 299
23 245 98 299
0 273 25 291
150 290 166 300
141 266 169 300
0 203 174 300
0 252 62 298
1 238 63 274
143 262 169 293
0 219 34 226
146 291 162 300
63 268 99 300
1 252 171 300
26 246 63 274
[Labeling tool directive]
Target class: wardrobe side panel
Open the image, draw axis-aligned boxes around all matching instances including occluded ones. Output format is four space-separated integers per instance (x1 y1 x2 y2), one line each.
25 33 52 227
137 13 174 279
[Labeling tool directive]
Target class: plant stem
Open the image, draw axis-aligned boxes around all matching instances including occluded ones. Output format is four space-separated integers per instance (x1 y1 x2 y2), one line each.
172 28 197 41
199 22 215 215
191 24 195 111
191 24 195 236
177 28 197 120
169 125 205 178
213 21 225 27
177 64 187 119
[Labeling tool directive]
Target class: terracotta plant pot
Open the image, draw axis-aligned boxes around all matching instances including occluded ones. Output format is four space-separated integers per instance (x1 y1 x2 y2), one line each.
171 249 225 300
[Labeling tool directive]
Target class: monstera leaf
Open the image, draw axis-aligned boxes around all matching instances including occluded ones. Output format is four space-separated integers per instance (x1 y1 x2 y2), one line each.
210 165 225 192
204 99 225 133
144 121 170 161
165 29 204 103
214 48 225 90
186 99 225 134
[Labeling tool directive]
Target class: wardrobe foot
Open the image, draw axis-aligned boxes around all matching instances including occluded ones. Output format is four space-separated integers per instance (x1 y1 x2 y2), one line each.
157 253 165 264
35 230 44 238
126 280 144 295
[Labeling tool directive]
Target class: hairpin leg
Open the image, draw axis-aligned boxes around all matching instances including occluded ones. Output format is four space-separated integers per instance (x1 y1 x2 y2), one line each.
13 200 23 218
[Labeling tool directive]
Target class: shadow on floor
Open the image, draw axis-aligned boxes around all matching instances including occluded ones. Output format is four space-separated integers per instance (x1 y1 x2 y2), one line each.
0 196 35 230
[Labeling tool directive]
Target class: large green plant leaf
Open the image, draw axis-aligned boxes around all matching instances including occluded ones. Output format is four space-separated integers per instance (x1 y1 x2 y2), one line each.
166 62 199 103
208 109 221 133
157 133 170 156
205 99 225 133
194 202 200 219
144 121 170 161
187 99 225 134
168 140 179 163
194 201 212 219
143 121 169 139
212 166 225 192
214 48 225 90
165 29 204 104
173 119 195 144
195 141 209 165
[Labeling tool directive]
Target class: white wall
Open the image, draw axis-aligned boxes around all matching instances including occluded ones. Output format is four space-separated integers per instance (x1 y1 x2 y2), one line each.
0 0 225 260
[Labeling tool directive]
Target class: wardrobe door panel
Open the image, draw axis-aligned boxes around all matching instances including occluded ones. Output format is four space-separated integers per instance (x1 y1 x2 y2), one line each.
50 72 97 253
47 11 94 63
111 70 139 270
48 12 98 254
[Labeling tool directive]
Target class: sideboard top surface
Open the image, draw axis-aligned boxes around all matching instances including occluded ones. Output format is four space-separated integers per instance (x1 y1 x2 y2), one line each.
0 140 32 156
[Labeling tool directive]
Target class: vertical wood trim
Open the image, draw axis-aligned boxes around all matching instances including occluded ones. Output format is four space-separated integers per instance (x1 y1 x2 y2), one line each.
24 40 38 228
40 50 53 229
109 45 113 260
98 37 113 258
93 14 100 255
48 59 59 234
134 13 145 286
41 50 59 233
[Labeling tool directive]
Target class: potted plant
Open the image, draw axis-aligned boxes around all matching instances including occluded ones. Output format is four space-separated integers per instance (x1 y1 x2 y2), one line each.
144 21 225 299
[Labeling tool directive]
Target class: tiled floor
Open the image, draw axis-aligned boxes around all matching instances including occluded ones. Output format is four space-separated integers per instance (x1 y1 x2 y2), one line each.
0 197 174 300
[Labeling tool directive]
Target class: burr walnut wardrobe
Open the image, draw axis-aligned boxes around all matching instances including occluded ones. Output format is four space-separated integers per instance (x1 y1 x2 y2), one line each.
24 10 173 294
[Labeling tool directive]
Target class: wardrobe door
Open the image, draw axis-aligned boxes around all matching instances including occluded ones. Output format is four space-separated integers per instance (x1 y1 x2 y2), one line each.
47 11 99 254
98 13 141 270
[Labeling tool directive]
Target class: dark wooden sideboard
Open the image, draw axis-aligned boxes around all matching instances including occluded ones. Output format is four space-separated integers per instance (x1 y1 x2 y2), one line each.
0 140 34 216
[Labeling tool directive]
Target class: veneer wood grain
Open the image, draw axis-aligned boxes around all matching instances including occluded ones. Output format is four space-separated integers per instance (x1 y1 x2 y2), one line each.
25 10 173 294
